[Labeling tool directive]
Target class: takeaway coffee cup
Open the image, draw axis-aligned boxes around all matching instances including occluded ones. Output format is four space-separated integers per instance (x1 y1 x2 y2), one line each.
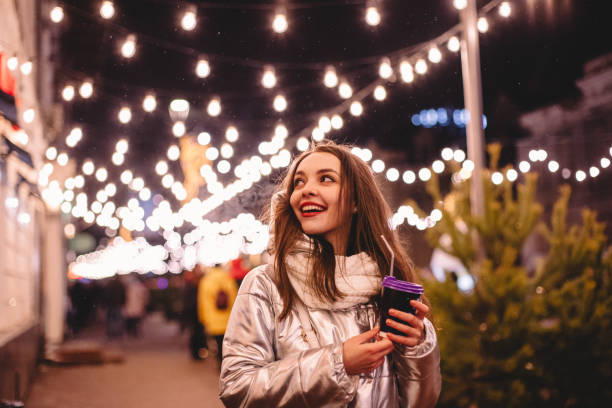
379 276 424 336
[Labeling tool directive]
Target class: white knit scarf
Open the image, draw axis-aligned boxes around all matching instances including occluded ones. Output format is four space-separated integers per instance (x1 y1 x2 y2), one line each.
284 236 382 310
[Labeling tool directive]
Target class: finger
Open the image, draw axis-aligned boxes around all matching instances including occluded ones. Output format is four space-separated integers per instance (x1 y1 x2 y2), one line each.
365 337 394 353
386 332 420 347
354 326 380 344
372 342 395 359
389 309 422 327
386 318 422 338
371 357 386 371
410 300 429 316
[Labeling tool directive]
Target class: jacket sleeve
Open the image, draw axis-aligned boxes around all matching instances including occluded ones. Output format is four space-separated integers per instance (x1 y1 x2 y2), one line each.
392 317 442 408
219 271 357 408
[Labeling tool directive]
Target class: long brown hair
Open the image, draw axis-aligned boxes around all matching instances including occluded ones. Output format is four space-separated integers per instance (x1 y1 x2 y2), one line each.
267 142 424 320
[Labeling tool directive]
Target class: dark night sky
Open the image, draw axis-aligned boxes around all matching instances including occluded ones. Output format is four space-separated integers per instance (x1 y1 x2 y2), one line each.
54 0 612 238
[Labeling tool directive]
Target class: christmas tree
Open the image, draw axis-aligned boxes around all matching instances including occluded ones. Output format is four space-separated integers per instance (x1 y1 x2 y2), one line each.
411 144 612 407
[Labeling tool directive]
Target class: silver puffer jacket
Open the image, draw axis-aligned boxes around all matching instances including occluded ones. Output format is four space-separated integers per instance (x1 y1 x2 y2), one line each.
219 265 441 407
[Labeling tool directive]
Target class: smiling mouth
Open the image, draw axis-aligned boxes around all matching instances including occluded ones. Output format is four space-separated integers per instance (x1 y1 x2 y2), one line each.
300 204 327 216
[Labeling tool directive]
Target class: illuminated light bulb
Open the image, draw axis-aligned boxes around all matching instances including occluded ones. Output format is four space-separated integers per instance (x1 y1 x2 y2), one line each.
118 107 132 124
386 168 399 182
428 47 442 63
378 58 392 79
79 80 93 98
46 147 58 160
143 94 157 112
217 160 231 174
528 149 538 162
172 121 186 137
262 67 277 88
139 188 151 201
155 161 168 175
112 152 124 166
57 152 69 166
399 61 414 83
537 149 548 161
432 160 445 173
365 6 381 26
131 177 144 191
272 11 288 33
519 160 531 173
196 58 210 78
506 168 518 181
20 61 33 75
22 108 35 123
167 145 180 161
61 202 72 214
374 85 387 101
447 36 460 52
415 59 428 74
338 82 353 99
115 139 128 154
441 147 454 160
224 126 238 142
105 183 117 197
575 170 586 182
361 148 373 162
491 171 504 185
453 149 466 162
312 127 325 142
350 101 364 116
120 170 133 184
161 174 173 188
372 159 385 173
198 132 211 145
207 98 221 116
273 94 287 112
418 168 432 181
324 66 338 88
7 57 18 71
601 158 611 168
589 166 600 178
453 0 467 10
205 146 219 161
462 160 475 171
297 137 310 152
82 160 95 175
50 6 64 23
318 116 331 133
499 2 511 17
121 35 136 58
275 124 288 139
100 1 115 19
74 175 85 188
62 85 75 101
331 115 343 129
548 160 559 172
221 143 234 159
477 17 489 33
95 167 108 182
181 9 197 31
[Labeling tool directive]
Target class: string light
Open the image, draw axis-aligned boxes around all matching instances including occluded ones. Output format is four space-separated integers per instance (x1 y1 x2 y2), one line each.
205 146 219 161
272 9 288 33
66 127 83 147
365 6 381 26
22 108 35 124
415 59 428 74
112 152 124 165
116 139 129 154
261 66 277 88
95 167 108 182
143 94 157 112
324 66 339 88
207 98 221 117
221 143 234 159
62 85 75 101
338 82 353 99
181 8 197 31
297 137 309 151
196 58 210 78
120 170 133 184
372 159 385 173
330 114 343 129
6 57 18 71
225 126 239 142
167 145 180 161
118 107 132 123
57 153 69 166
79 80 94 98
172 121 186 137
399 60 414 83
575 170 586 182
273 94 287 112
428 47 442 63
50 6 64 23
378 58 393 79
447 36 460 52
82 160 95 175
350 101 363 116
499 2 511 17
155 161 168 175
121 35 136 58
46 147 58 161
100 1 115 19
453 0 467 10
477 17 489 33
373 85 387 101
20 61 33 76
198 131 211 145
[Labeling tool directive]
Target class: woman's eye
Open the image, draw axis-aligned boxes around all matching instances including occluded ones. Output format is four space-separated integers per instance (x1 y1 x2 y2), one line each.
293 179 304 187
321 175 334 182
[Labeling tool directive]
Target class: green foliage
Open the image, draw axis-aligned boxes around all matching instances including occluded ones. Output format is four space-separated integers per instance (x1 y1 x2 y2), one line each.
413 144 612 407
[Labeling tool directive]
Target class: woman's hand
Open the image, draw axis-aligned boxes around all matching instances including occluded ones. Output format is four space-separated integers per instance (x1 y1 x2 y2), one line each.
343 327 394 375
385 300 429 347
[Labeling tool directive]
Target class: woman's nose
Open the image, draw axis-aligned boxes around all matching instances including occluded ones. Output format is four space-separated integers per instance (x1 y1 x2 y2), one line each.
301 183 317 196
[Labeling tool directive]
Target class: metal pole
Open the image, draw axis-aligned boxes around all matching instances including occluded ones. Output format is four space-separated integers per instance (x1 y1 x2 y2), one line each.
459 0 486 218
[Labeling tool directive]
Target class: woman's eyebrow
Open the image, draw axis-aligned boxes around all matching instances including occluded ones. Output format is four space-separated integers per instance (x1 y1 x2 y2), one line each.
294 168 339 177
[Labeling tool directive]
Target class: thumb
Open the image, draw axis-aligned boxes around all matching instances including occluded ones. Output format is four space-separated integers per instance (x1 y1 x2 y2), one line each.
354 327 380 344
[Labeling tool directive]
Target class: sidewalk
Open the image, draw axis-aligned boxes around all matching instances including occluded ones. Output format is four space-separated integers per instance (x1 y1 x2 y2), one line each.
25 312 225 408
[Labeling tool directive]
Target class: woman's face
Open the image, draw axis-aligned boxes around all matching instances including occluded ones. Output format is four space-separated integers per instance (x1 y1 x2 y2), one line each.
289 152 351 253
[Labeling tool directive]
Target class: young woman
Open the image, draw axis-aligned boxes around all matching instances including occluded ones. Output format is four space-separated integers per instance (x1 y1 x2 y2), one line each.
219 142 441 407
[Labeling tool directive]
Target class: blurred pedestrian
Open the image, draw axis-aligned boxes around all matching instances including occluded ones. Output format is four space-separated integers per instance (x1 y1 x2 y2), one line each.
123 274 149 337
103 275 126 339
198 264 237 367
219 142 441 407
183 265 208 360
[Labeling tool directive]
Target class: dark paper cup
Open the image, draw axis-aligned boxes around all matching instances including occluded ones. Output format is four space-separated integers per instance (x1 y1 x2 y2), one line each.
379 276 424 336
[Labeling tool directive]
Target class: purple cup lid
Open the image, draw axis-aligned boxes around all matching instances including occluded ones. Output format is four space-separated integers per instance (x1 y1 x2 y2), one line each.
382 276 424 294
